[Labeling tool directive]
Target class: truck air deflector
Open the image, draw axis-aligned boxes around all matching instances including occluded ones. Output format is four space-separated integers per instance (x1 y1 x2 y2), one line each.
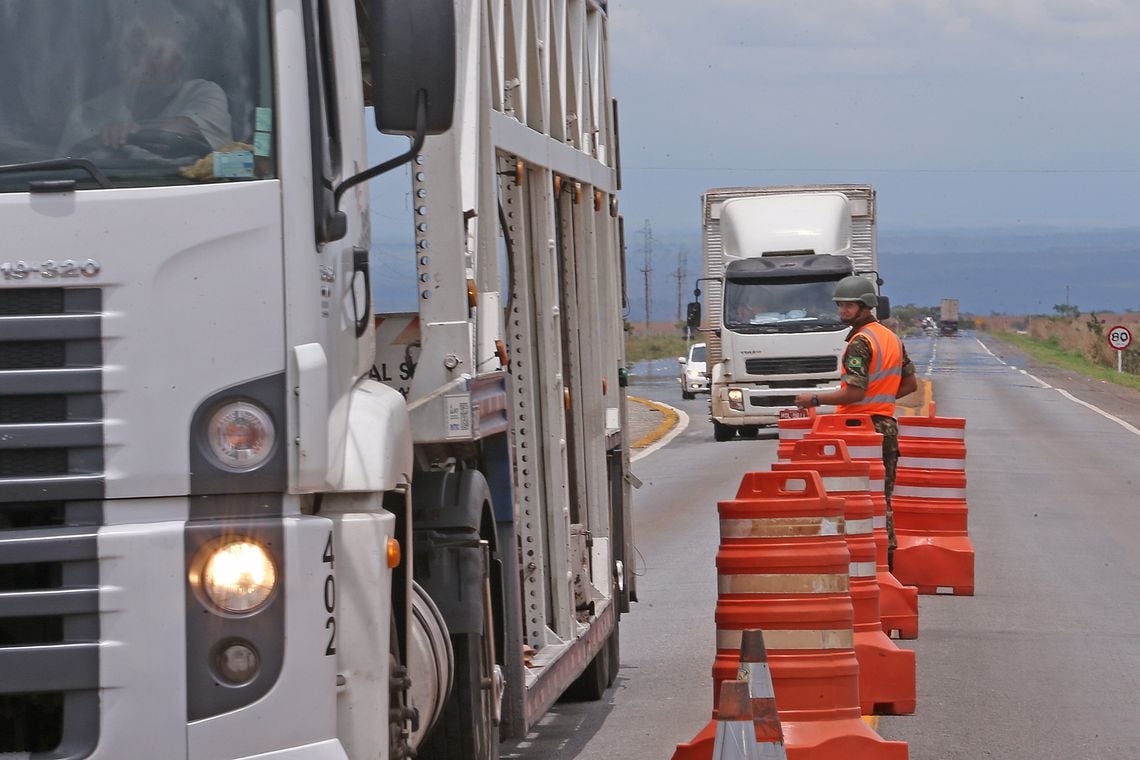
724 254 853 281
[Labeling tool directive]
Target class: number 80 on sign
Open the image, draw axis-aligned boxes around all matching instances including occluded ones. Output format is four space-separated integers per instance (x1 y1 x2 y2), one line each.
1108 325 1132 351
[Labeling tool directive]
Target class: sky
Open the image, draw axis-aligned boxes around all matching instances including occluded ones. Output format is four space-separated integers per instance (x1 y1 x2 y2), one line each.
606 0 1140 232
369 1 1140 315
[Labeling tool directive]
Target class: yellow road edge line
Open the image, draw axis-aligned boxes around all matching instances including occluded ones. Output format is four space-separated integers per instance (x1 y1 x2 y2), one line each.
629 395 679 449
897 377 934 417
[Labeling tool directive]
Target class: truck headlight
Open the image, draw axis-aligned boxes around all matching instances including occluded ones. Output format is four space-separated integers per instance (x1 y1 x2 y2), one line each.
205 402 275 471
199 540 277 613
727 388 745 411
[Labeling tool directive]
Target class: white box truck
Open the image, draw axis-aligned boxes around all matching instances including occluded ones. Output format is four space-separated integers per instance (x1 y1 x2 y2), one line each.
0 1 631 758
939 298 960 335
688 185 884 441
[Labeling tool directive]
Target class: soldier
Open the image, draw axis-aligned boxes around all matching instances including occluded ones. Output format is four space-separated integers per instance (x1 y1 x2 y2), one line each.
794 276 917 569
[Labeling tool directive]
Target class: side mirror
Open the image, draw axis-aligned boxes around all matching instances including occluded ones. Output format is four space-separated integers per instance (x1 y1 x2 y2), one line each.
368 0 456 135
678 357 686 365
686 301 701 329
876 295 891 321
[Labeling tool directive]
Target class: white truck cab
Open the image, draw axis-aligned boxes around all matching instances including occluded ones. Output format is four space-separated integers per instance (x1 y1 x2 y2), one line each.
689 186 882 441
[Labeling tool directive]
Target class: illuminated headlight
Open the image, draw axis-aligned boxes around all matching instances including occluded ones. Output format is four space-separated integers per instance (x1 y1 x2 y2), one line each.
199 540 277 613
206 402 275 470
727 388 745 412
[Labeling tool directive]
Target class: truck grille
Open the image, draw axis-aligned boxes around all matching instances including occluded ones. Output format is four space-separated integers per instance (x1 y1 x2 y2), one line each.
744 356 838 375
0 288 103 757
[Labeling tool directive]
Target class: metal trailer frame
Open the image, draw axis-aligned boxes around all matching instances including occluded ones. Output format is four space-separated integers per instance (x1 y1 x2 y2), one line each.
388 0 629 739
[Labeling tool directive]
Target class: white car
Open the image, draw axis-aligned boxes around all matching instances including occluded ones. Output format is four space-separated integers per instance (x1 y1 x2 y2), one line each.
678 342 709 400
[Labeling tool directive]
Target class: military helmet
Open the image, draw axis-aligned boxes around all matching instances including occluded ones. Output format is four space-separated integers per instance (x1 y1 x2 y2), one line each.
832 275 877 307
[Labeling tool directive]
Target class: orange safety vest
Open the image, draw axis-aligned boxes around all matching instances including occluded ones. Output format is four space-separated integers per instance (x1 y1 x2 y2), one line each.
835 321 903 418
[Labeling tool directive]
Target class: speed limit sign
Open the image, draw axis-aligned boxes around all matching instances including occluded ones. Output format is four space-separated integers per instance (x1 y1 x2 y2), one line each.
1108 325 1132 351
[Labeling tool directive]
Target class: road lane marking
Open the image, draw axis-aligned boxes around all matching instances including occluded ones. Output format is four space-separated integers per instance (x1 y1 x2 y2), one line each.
977 337 1140 438
631 400 689 462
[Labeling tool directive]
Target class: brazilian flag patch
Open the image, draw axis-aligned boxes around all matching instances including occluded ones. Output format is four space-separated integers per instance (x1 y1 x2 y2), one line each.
845 356 865 370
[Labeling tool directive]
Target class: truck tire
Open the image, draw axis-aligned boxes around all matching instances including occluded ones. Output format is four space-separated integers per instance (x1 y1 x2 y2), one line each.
562 620 620 701
419 632 499 760
740 425 759 438
713 421 735 442
682 390 695 400
412 470 502 760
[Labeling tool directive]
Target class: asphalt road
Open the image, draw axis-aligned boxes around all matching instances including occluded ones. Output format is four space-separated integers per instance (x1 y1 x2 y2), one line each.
504 334 1140 759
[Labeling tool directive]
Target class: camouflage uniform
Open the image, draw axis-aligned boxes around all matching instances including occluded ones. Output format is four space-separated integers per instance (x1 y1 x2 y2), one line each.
841 321 915 559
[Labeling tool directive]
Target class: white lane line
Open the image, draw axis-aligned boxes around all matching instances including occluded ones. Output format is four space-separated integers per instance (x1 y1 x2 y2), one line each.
976 337 1008 365
631 405 690 462
1051 386 1140 436
925 339 937 377
977 337 1140 437
1019 368 1051 389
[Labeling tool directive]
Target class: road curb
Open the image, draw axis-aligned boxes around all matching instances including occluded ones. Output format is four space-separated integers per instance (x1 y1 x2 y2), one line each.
629 395 679 449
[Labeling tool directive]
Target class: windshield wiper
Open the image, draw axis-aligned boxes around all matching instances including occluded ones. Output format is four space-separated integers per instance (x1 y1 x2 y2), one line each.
0 158 111 189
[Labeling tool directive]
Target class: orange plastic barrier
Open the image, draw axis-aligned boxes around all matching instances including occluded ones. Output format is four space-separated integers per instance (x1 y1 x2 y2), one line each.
712 471 907 760
895 408 974 595
776 410 816 460
774 439 916 715
802 415 919 640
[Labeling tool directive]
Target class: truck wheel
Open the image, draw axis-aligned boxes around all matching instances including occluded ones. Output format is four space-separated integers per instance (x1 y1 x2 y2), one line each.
563 619 620 701
682 390 695 400
412 470 502 760
713 421 735 442
740 425 759 438
419 631 499 760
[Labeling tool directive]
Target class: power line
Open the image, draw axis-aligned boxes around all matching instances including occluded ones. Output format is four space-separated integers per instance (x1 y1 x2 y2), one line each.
672 248 688 323
641 219 652 331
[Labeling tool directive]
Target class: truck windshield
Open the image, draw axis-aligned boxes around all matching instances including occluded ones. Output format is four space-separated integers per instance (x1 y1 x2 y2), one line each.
724 277 846 333
0 0 275 192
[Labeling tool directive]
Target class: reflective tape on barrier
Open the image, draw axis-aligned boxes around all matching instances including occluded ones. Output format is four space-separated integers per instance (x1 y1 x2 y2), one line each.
845 517 873 535
873 516 886 529
718 573 849 594
869 479 884 492
847 445 882 459
899 457 965 470
719 516 842 539
717 628 854 651
821 475 871 493
781 429 808 440
893 484 967 499
849 561 877 578
899 425 964 440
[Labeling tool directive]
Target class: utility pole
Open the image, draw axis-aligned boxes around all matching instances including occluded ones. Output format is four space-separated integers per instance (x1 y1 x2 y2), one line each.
672 248 688 323
641 219 652 332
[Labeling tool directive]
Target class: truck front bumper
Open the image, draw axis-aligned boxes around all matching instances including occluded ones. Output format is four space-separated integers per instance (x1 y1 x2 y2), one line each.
710 382 838 426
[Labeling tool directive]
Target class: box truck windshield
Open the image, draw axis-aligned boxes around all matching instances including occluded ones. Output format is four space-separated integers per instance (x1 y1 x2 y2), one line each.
724 276 847 332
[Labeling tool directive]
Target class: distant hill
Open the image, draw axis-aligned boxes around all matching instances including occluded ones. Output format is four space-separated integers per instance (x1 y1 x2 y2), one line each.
620 226 1140 320
370 223 1140 319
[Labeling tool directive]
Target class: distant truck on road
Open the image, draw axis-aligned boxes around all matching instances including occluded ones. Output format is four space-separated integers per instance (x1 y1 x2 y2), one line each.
940 298 960 335
687 185 886 441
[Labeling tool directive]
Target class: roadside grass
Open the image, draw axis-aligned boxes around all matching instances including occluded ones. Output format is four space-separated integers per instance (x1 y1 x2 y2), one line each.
989 330 1140 393
625 334 692 363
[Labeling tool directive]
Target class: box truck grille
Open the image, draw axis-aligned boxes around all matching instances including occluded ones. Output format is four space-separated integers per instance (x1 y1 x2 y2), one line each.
744 356 838 375
750 395 796 408
0 287 103 757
